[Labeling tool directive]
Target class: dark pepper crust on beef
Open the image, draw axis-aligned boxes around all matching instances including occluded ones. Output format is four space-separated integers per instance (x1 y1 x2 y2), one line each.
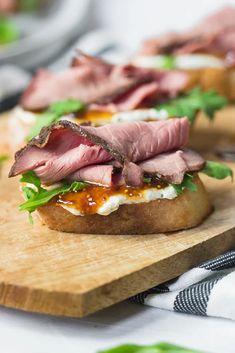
9 120 127 178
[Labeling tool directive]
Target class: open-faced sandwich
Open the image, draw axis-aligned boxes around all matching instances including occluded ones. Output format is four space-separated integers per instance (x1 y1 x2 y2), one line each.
134 7 235 100
9 117 232 235
9 53 226 150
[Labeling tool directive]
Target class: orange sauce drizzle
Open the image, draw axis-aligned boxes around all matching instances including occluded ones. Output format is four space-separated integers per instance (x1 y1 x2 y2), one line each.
75 110 113 125
57 183 166 215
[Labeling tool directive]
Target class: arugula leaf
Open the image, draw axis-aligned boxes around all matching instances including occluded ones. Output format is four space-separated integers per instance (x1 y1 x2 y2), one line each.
22 186 37 200
0 154 8 164
19 171 87 217
49 99 85 116
99 344 140 353
201 161 233 180
0 154 8 176
172 173 197 196
20 0 40 12
20 170 42 189
152 55 176 70
171 161 232 197
155 88 227 123
98 342 204 353
26 99 86 141
161 55 176 70
143 177 152 184
0 17 19 45
26 112 57 141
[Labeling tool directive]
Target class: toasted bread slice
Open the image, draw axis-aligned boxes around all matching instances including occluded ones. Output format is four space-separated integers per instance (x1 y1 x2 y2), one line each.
185 67 235 100
37 175 212 235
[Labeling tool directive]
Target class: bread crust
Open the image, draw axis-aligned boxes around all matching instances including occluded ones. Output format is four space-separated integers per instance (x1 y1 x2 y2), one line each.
185 67 235 100
37 175 212 235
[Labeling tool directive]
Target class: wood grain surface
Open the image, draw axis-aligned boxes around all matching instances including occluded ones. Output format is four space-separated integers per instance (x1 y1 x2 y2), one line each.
0 109 234 318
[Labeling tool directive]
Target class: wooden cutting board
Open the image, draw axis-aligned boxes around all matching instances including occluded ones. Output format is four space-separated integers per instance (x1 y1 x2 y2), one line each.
0 109 234 318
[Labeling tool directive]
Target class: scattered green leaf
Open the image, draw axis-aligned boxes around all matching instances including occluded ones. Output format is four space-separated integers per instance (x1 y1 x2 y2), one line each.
19 171 87 219
143 177 152 184
155 88 227 123
26 99 86 141
20 170 42 189
22 185 36 200
152 55 176 70
172 160 233 196
201 161 233 180
26 112 56 141
0 154 8 164
172 173 197 196
98 342 205 353
20 0 40 12
0 17 19 45
49 99 85 116
161 55 176 70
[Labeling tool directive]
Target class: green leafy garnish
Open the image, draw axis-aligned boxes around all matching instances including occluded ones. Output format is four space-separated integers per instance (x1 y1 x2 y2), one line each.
153 55 176 70
0 154 8 176
20 170 41 188
26 112 57 141
0 17 19 45
172 173 197 196
20 0 40 12
48 99 85 116
201 161 233 180
143 177 152 184
26 99 86 141
171 160 233 196
161 55 176 70
98 342 204 353
155 88 227 123
0 154 8 164
19 171 87 220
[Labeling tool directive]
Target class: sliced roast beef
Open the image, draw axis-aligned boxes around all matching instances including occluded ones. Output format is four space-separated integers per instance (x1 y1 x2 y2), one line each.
181 148 205 171
66 165 123 187
34 145 112 183
20 65 138 111
66 149 204 186
139 149 205 184
140 6 235 56
84 118 189 163
0 0 16 13
9 118 189 185
71 52 113 75
20 53 188 112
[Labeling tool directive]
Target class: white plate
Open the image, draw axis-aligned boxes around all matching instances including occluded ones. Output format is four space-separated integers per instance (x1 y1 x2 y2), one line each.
0 0 89 69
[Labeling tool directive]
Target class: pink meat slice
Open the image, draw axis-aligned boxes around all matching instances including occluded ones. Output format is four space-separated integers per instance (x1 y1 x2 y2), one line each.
66 165 124 187
0 0 16 13
90 70 188 113
20 53 188 112
139 149 205 184
9 118 190 186
90 82 159 113
66 148 204 186
34 145 112 184
82 118 189 163
181 148 205 171
139 6 235 56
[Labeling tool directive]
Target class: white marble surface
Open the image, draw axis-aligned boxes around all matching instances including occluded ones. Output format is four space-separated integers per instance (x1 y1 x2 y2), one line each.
1 301 235 353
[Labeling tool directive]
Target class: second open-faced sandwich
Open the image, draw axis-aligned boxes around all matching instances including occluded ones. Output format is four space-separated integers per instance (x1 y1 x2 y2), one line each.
9 117 232 235
134 7 235 100
9 53 227 150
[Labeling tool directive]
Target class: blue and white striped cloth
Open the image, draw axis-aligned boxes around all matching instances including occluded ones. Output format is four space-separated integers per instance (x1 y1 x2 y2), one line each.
131 251 235 320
